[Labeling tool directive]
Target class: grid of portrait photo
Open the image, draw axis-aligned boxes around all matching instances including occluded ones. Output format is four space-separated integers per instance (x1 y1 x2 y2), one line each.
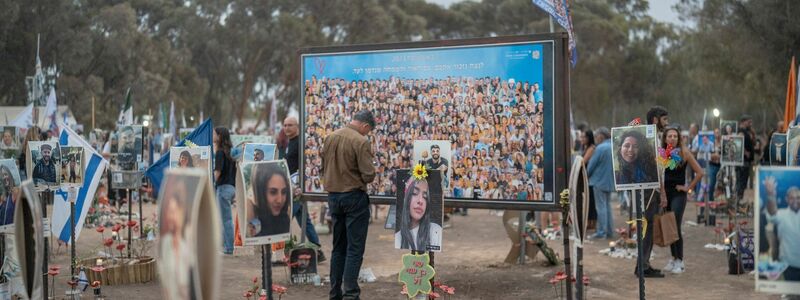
303 76 547 201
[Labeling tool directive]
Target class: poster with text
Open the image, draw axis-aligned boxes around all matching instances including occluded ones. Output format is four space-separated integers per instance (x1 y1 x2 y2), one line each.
242 143 277 163
0 159 21 227
755 167 800 295
116 125 143 171
169 146 212 176
231 135 274 160
394 169 443 252
694 131 715 162
0 126 20 160
301 38 558 205
610 125 659 190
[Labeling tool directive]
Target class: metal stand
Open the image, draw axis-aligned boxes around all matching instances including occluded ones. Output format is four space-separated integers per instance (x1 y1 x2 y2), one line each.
728 165 743 274
139 186 144 240
561 203 573 300
575 246 583 300
634 189 645 300
41 190 49 299
262 245 273 300
127 189 132 258
300 201 308 244
518 211 526 265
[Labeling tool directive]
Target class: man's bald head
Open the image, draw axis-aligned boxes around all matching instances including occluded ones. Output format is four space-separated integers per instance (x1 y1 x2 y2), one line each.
283 116 299 138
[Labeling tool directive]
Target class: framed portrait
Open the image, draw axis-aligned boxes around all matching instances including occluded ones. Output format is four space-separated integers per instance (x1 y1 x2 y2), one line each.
0 126 20 160
231 135 274 160
169 146 212 176
754 167 800 294
0 159 21 228
157 169 212 299
300 33 573 210
610 125 660 190
720 120 738 136
242 143 277 163
116 125 143 171
786 127 800 166
238 160 292 245
770 133 788 166
59 146 84 186
26 141 61 190
394 169 444 252
721 135 744 167
413 140 452 197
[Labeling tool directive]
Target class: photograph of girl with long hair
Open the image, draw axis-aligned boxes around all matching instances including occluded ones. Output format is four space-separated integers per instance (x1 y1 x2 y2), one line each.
0 161 20 226
612 126 659 188
395 171 443 252
245 161 291 242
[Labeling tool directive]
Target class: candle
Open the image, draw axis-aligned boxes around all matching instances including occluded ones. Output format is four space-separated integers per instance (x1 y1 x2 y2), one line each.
724 238 730 245
96 259 103 266
609 241 616 251
112 231 118 240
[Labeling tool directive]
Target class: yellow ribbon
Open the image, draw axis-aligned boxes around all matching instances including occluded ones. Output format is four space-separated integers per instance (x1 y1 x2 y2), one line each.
626 218 648 238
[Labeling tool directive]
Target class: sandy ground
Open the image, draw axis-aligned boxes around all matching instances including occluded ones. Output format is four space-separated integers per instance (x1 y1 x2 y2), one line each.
41 191 782 300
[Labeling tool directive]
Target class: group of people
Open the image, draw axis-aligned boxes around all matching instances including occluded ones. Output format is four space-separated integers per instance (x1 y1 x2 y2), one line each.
304 75 547 201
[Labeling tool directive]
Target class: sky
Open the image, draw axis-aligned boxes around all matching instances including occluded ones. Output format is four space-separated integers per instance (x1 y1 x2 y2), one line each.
425 0 689 27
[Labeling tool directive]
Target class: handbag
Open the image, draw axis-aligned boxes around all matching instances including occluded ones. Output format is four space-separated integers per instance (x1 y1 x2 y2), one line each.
654 211 680 247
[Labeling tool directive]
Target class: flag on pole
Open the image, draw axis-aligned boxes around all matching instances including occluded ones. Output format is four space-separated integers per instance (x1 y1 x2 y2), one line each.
169 101 177 139
53 124 109 244
784 56 796 132
531 0 578 67
43 87 58 136
270 99 278 134
199 110 204 126
181 109 187 128
159 103 166 129
145 118 213 195
11 103 34 128
117 88 133 126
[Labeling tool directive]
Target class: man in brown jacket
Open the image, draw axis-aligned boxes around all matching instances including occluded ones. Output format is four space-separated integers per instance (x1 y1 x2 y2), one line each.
322 109 376 300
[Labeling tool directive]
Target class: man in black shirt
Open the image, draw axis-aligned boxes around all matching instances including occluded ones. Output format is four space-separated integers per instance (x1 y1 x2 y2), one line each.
33 143 57 186
737 115 755 199
279 116 325 262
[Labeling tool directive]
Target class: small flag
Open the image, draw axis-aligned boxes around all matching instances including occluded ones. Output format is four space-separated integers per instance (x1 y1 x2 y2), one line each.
117 88 133 126
531 0 578 67
44 87 58 136
11 103 34 129
145 118 213 195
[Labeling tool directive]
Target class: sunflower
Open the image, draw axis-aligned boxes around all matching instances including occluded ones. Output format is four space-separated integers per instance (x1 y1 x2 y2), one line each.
411 163 428 180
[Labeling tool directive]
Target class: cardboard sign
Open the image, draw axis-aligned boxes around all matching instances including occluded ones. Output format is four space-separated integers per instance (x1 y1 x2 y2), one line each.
398 253 436 299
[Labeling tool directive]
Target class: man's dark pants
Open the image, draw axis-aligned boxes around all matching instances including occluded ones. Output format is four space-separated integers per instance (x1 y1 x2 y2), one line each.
327 190 370 300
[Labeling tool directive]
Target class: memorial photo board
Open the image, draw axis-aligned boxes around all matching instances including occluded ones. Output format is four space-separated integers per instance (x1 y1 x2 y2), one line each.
755 167 800 295
242 143 277 163
770 133 788 166
0 126 20 160
237 160 292 245
413 140 453 197
786 127 800 166
721 135 744 166
610 125 659 190
26 141 61 190
60 146 84 186
169 146 212 176
394 169 443 252
300 34 572 210
720 120 738 136
116 125 143 171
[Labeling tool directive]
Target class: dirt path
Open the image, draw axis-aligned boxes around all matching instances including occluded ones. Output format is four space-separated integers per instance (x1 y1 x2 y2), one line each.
44 196 780 299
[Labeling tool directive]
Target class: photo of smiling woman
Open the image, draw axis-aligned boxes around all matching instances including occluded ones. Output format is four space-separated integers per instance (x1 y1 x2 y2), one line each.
244 160 291 244
395 169 443 252
0 160 20 226
611 125 659 190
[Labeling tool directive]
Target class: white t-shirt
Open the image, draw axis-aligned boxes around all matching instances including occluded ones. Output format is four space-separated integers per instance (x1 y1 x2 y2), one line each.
395 223 443 252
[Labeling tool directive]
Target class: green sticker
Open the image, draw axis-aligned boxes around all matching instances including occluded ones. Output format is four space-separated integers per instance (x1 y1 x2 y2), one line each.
398 253 435 298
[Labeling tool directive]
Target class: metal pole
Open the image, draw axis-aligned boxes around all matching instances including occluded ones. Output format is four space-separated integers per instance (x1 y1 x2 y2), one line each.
139 185 144 240
127 189 132 258
635 189 645 300
518 211 526 265
41 191 49 298
562 205 573 300
576 246 583 299
262 245 273 300
70 199 76 277
300 201 308 244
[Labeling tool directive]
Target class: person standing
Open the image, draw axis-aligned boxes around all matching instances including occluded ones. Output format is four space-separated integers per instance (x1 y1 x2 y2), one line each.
581 128 597 231
661 127 704 274
737 115 755 200
279 116 325 262
322 110 376 300
213 127 237 255
586 127 614 239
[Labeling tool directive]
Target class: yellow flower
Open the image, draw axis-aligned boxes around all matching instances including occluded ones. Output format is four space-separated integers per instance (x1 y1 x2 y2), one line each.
411 164 428 181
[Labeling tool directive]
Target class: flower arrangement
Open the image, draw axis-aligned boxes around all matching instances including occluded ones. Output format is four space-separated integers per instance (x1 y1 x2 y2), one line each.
657 144 682 170
411 163 428 181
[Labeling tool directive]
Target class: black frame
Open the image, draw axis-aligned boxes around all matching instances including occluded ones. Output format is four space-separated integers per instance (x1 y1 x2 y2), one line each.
298 33 571 211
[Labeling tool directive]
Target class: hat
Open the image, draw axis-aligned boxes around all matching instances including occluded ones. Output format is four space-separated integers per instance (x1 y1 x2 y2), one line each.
40 144 52 151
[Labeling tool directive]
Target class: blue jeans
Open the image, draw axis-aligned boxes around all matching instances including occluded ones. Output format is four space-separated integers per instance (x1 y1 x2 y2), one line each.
293 201 321 247
216 184 235 254
593 189 613 239
328 190 370 300
706 163 720 201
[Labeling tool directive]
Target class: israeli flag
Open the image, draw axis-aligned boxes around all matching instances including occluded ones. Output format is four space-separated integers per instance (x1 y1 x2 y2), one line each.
52 124 109 244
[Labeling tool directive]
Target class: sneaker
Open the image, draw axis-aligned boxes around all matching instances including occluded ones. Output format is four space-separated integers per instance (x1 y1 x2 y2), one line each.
634 267 665 278
663 259 676 273
671 259 685 274
317 250 327 263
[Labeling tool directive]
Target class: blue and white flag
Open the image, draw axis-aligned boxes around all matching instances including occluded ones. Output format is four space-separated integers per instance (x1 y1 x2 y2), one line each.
532 0 578 67
52 124 109 244
145 118 213 195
